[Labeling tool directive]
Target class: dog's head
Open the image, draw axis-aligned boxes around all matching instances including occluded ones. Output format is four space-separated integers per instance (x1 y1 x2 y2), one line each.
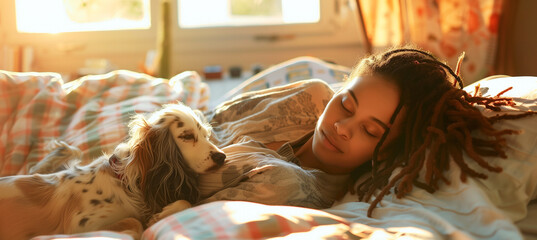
145 103 226 173
117 103 225 215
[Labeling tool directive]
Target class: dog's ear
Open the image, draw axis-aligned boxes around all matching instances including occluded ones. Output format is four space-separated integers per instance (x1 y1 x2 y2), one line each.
127 115 200 215
124 116 155 192
193 109 207 123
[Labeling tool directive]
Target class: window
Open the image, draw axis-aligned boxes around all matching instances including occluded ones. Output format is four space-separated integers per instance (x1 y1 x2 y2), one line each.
1 0 365 75
14 0 151 33
5 0 359 48
173 0 362 52
179 0 320 28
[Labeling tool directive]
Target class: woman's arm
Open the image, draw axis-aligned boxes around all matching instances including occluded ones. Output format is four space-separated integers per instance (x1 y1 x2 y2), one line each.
198 161 336 209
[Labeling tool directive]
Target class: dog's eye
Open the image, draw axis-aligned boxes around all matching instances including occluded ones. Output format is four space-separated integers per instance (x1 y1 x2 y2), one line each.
178 130 197 142
180 134 195 140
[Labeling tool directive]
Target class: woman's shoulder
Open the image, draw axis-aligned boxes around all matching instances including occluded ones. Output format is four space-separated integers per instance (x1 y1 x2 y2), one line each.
287 78 334 90
272 79 334 97
265 79 335 106
295 79 335 97
208 79 334 122
206 79 335 146
227 79 334 104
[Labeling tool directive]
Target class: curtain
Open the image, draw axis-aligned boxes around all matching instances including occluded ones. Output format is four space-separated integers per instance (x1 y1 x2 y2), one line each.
493 0 518 76
358 0 504 85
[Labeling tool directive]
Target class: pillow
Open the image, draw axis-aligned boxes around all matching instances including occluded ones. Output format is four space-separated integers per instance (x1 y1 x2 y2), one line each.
215 56 350 104
463 76 537 221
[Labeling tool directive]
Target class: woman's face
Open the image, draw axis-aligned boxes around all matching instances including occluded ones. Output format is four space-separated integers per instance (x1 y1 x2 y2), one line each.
311 75 402 174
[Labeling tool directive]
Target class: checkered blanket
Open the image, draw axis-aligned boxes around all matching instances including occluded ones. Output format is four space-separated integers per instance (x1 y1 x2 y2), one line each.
0 70 209 176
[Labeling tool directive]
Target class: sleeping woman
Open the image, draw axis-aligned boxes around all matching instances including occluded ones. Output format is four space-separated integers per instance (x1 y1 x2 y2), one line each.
197 46 537 216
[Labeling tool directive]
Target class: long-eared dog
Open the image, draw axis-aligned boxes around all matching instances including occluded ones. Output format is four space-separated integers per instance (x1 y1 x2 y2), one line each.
0 103 226 239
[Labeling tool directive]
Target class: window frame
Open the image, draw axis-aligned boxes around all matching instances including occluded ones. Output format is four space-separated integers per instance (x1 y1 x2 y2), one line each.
171 0 362 52
0 0 157 50
1 0 362 51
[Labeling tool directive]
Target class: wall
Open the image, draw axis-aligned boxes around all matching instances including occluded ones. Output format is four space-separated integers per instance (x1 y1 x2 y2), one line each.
3 0 535 78
1 33 364 80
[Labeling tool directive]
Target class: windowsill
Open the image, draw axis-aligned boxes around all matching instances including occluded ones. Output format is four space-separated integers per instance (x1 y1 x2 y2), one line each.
204 72 253 109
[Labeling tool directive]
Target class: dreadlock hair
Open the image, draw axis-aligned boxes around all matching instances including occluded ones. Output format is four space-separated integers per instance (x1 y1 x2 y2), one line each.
347 46 537 217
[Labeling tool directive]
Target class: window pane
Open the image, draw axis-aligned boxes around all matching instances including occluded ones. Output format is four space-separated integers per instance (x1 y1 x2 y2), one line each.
15 0 150 33
231 0 281 16
178 0 320 28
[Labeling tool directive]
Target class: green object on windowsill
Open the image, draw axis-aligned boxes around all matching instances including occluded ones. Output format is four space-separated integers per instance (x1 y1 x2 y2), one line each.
156 0 171 78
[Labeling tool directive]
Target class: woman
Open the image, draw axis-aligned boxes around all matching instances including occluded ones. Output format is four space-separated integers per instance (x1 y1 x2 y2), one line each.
198 47 536 216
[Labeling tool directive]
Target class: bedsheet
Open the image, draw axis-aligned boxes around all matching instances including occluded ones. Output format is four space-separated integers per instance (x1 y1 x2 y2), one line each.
137 76 536 240
0 70 208 176
2 65 536 239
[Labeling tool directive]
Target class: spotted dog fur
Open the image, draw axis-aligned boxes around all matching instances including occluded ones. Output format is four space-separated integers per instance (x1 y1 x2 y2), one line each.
0 103 225 240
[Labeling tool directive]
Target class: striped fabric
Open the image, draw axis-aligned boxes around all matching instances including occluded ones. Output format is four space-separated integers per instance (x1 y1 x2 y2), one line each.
0 70 209 176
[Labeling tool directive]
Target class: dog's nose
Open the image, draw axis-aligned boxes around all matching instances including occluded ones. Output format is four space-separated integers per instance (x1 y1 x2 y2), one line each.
210 152 226 165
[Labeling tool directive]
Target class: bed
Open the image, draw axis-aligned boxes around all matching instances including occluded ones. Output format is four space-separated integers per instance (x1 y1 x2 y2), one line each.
1 57 536 240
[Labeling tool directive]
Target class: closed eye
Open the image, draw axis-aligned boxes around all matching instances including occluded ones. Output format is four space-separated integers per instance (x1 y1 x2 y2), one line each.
362 125 377 138
340 93 353 113
362 122 385 138
341 99 351 113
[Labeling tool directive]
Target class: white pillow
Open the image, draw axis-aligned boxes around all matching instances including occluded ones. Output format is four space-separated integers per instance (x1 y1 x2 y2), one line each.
463 76 537 221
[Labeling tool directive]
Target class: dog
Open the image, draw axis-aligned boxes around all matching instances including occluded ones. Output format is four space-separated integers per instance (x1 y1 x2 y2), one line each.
0 103 226 239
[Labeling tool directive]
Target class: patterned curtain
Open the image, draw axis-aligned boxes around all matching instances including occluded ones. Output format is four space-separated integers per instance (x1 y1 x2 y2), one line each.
358 0 504 85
